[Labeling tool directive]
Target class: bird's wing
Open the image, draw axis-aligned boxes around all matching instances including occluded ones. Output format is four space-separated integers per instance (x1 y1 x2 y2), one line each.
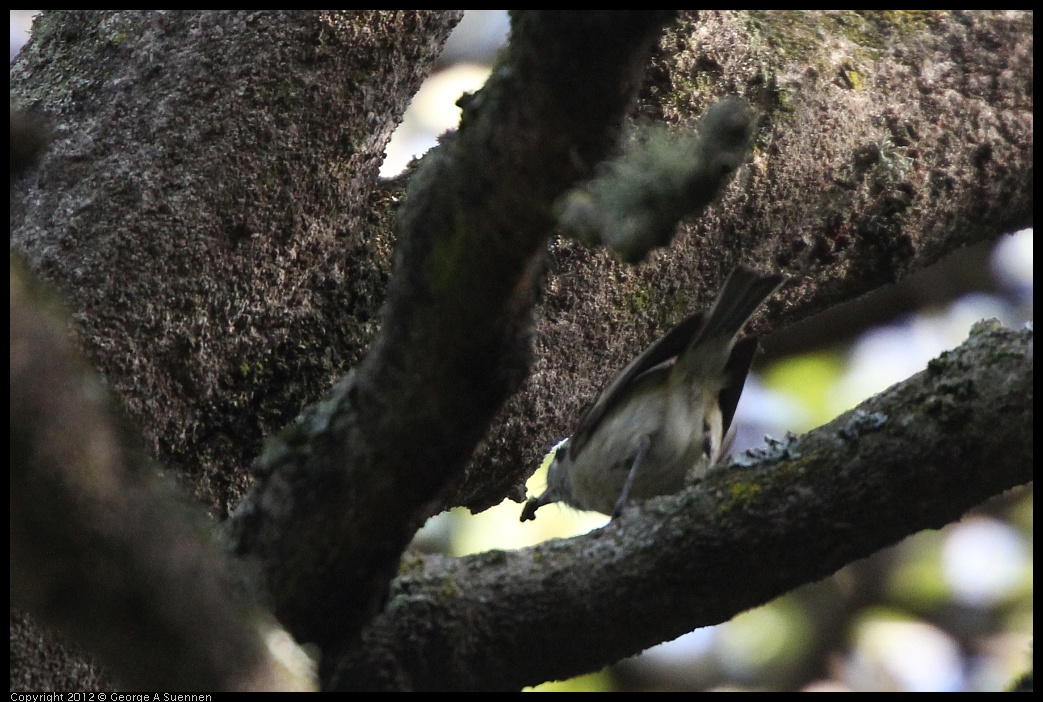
569 311 706 459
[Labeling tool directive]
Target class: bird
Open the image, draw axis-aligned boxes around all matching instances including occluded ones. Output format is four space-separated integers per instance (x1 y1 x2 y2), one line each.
521 265 785 521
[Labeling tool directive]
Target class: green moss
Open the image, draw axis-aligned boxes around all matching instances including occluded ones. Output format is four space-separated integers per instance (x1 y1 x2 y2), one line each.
238 361 265 378
719 479 763 515
625 283 652 315
658 293 691 330
839 60 866 91
745 10 949 87
429 225 471 294
820 11 945 58
772 456 809 483
277 85 298 110
397 551 425 575
877 10 947 32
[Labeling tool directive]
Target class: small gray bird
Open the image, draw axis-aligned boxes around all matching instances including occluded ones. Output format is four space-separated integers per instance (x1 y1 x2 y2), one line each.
521 265 785 521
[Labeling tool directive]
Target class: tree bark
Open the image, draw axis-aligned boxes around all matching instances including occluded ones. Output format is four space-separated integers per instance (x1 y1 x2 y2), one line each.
332 320 1032 690
10 10 1032 691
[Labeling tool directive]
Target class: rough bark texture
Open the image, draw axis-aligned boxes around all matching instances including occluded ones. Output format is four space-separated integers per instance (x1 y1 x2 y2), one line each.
461 10 1032 512
225 9 678 670
11 9 462 690
10 10 1032 691
333 320 1032 690
12 259 314 690
11 10 460 516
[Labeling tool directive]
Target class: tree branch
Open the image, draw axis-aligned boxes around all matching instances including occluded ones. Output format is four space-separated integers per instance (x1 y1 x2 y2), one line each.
333 320 1032 690
11 256 316 691
459 9 1032 511
10 10 464 516
10 10 1032 690
10 10 464 689
226 9 679 660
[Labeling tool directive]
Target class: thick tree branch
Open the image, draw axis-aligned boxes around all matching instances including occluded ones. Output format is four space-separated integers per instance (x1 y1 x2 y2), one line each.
460 10 1032 511
11 257 315 691
333 320 1032 690
10 10 464 689
10 10 462 516
226 9 679 661
9 10 1031 691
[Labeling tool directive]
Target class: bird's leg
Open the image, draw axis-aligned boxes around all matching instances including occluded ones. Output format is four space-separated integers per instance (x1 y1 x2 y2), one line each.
612 434 651 519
